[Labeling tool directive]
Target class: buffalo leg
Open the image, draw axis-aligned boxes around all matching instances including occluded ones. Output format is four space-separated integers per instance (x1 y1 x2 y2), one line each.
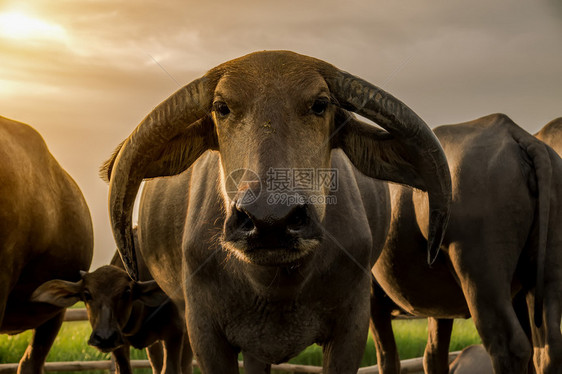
185 313 239 374
112 345 132 374
513 291 536 373
369 280 400 374
243 353 271 374
450 243 531 374
17 311 64 374
527 289 562 374
323 292 371 374
0 272 9 329
161 329 186 374
423 317 453 374
185 290 239 373
188 335 239 374
180 332 193 374
541 289 562 373
146 342 164 374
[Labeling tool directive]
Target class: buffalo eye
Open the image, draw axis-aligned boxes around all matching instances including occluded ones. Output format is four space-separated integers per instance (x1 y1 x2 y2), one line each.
122 288 132 300
311 98 329 116
213 101 230 117
83 289 92 302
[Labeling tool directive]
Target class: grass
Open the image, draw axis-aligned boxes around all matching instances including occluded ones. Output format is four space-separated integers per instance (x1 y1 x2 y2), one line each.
0 317 481 373
282 319 481 368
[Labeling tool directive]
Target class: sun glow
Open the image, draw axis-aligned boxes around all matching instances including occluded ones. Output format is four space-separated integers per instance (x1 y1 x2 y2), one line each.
0 11 66 41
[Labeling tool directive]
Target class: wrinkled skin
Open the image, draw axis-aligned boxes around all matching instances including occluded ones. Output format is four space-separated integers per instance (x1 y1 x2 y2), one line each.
32 249 191 374
0 116 93 374
371 113 562 374
103 51 452 373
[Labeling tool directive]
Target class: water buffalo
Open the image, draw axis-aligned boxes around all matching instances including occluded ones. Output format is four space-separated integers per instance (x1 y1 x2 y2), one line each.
0 116 93 374
32 229 192 374
101 50 452 373
530 117 562 372
449 345 493 374
370 113 562 374
536 117 562 153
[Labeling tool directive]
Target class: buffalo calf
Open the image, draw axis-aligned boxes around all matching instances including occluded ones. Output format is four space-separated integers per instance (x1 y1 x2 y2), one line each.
32 265 190 374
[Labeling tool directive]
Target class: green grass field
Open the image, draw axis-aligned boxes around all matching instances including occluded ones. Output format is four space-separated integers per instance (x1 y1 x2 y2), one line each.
0 316 481 373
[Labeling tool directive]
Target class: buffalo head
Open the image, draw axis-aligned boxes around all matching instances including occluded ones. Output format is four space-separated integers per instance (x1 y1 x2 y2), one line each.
101 51 451 279
31 266 166 352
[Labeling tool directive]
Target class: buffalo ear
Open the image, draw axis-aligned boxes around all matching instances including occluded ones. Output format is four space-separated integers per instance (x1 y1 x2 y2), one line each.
133 280 168 307
100 116 217 183
333 110 427 190
31 279 83 308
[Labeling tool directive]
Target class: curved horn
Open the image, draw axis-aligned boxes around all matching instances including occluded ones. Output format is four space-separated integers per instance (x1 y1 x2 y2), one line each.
325 68 452 265
108 77 214 280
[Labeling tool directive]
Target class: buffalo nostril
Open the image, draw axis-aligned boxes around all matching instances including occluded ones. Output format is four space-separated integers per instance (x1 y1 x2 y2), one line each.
88 333 100 346
108 330 120 343
89 330 121 350
287 205 309 232
88 332 105 348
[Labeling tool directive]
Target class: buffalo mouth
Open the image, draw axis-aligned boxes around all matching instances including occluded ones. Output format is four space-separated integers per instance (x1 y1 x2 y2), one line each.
88 333 124 353
223 237 321 266
89 341 123 353
223 199 324 266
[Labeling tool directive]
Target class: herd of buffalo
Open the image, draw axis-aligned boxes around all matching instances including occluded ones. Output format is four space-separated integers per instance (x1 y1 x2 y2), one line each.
1 51 561 374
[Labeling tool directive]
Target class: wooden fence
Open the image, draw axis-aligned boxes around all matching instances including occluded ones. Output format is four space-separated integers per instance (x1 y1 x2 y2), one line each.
0 309 461 373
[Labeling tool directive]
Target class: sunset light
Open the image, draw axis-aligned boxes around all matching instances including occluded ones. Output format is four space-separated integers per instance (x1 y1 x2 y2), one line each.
0 0 560 276
0 11 66 41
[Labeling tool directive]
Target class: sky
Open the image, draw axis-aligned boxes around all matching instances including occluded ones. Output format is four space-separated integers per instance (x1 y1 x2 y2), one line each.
1 0 561 268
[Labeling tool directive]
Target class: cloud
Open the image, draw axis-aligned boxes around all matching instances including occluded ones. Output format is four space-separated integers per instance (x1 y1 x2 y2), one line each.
0 0 561 267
